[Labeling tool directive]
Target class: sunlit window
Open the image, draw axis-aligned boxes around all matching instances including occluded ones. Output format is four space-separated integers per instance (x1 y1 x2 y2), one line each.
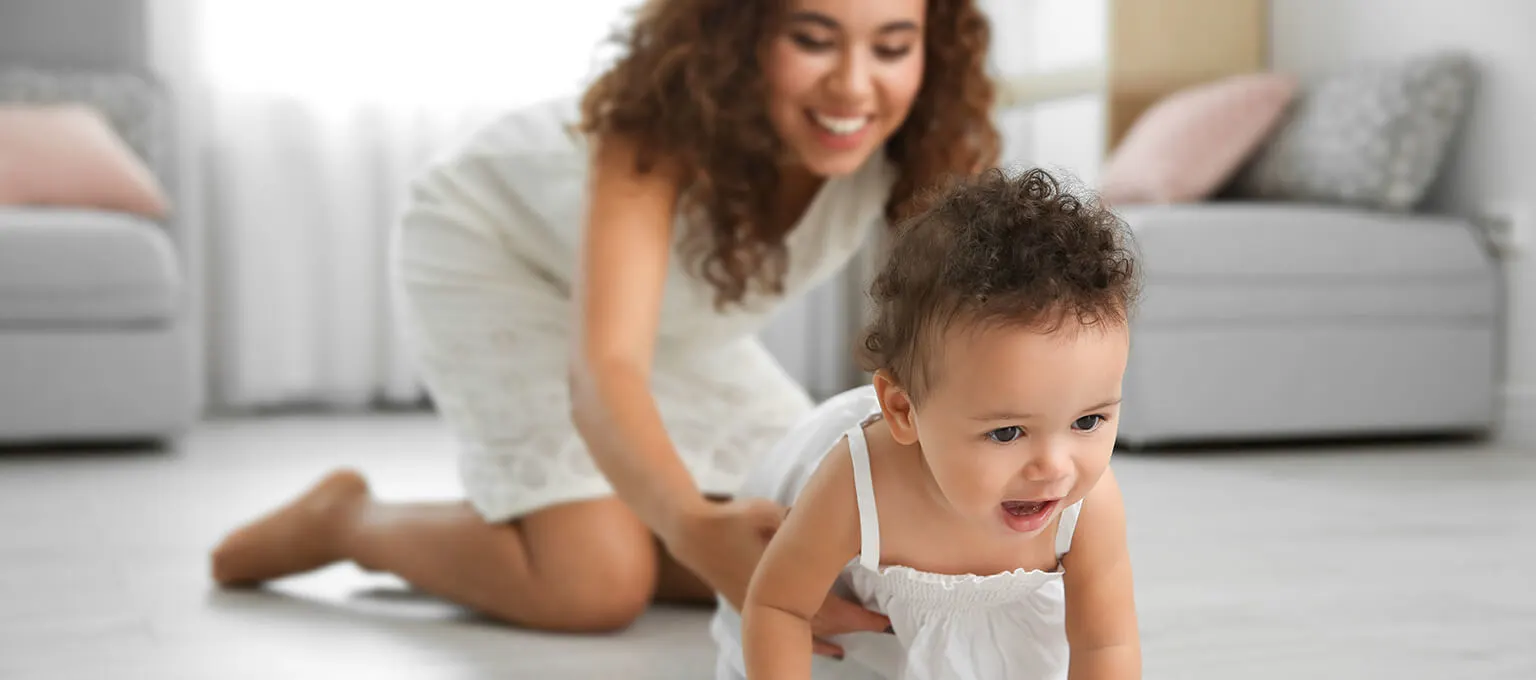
198 0 641 109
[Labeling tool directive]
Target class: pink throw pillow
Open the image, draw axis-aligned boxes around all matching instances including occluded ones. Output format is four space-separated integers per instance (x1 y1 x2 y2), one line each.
1100 72 1297 205
0 104 169 218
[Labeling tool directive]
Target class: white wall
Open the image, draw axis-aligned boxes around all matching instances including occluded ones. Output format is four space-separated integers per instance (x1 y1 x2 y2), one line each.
1020 0 1106 188
1270 0 1536 444
989 0 1107 186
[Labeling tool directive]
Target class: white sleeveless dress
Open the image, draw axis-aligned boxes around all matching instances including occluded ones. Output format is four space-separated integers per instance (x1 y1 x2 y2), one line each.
711 386 1082 680
391 97 896 522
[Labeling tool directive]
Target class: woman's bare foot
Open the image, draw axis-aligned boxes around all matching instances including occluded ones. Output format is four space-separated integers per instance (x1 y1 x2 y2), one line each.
210 468 370 586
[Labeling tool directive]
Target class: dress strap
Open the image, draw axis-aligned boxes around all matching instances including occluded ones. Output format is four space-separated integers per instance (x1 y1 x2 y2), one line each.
1054 500 1084 559
845 424 881 571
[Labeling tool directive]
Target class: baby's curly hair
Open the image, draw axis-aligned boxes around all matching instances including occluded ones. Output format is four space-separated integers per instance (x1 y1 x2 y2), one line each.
858 167 1140 400
579 0 999 309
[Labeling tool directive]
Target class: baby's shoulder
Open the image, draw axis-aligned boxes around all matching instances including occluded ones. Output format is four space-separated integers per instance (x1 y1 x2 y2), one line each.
776 435 864 555
1061 466 1128 572
797 434 855 505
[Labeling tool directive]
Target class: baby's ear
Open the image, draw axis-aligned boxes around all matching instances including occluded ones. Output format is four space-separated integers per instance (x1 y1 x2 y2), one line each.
872 370 919 445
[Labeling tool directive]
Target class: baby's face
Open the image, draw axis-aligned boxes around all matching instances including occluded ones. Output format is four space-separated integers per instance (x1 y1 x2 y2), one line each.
900 320 1129 537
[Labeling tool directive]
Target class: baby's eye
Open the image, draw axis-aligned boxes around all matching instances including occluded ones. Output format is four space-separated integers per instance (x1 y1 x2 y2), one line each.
1073 415 1105 432
987 426 1023 443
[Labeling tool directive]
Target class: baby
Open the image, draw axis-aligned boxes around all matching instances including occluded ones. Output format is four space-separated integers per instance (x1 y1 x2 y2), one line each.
710 167 1143 680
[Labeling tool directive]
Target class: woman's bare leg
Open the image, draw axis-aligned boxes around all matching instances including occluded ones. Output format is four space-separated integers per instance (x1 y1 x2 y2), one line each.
654 542 715 604
210 469 661 632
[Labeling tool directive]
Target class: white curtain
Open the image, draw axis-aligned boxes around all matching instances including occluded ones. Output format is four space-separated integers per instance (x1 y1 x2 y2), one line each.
148 0 639 411
141 0 1055 412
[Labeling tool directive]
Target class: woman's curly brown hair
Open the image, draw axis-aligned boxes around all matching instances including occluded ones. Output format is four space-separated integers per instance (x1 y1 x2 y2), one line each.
858 167 1141 401
579 0 1000 309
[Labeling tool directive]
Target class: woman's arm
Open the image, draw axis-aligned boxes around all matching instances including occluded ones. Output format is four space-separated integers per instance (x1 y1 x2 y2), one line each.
743 441 862 676
569 132 702 533
569 133 783 612
1062 466 1143 680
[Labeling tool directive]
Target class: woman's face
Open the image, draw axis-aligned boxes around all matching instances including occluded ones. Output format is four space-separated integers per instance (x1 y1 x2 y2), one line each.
763 0 927 177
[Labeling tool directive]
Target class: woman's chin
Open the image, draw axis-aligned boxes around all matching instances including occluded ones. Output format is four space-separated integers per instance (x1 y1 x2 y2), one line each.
797 153 875 178
789 139 882 178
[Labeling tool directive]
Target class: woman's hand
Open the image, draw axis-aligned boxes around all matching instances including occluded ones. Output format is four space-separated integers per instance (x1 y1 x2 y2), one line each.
665 497 784 613
809 592 895 658
669 498 894 658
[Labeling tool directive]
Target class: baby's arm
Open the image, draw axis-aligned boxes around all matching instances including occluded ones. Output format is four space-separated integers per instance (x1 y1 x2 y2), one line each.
742 439 861 679
1062 466 1143 680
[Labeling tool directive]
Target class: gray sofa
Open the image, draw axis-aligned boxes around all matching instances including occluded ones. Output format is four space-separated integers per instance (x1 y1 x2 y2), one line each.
0 66 201 445
1106 50 1497 447
1114 202 1500 447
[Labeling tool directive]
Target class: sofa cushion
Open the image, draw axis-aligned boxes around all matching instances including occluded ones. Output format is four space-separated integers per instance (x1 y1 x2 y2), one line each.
1119 202 1490 277
0 208 180 325
1118 202 1497 323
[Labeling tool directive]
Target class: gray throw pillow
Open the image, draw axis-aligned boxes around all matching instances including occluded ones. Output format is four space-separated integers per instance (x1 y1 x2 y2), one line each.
1227 50 1477 211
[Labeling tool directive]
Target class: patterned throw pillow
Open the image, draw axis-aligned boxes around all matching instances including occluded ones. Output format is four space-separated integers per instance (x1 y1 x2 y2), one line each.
1226 50 1477 211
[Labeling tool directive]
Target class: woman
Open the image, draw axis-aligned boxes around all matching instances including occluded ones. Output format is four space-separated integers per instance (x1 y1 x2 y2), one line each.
210 0 999 649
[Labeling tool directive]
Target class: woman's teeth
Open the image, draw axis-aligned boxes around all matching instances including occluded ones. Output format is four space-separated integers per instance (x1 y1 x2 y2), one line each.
812 112 868 136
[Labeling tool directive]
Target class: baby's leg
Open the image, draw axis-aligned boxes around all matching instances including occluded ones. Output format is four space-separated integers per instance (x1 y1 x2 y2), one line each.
211 477 661 632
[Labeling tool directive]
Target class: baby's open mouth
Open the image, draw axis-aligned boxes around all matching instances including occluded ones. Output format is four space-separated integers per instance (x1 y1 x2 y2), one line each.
1001 499 1056 518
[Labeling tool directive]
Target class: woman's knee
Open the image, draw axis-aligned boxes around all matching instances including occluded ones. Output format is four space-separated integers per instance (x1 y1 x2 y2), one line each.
511 499 661 632
468 526 656 633
549 555 657 632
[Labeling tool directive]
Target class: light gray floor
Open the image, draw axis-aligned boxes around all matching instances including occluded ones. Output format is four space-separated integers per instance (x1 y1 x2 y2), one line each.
2 413 1534 680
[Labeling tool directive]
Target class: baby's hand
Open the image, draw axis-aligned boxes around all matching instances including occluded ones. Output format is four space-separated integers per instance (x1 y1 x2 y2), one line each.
810 593 893 657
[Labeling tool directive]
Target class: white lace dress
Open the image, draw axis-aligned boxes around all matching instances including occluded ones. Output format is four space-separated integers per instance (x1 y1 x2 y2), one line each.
391 97 896 522
711 386 1082 680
